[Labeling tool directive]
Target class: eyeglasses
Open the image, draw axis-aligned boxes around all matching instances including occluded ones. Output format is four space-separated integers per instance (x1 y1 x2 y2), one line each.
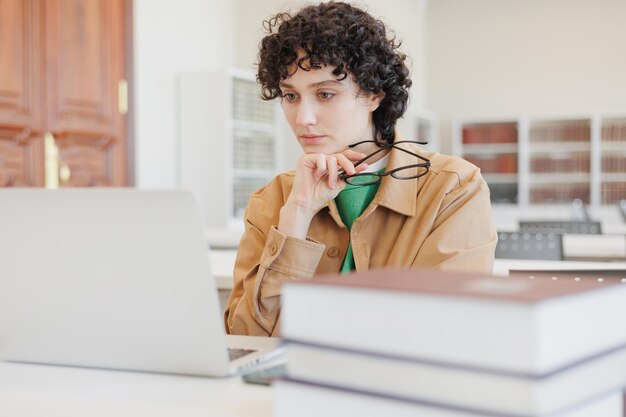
338 140 431 186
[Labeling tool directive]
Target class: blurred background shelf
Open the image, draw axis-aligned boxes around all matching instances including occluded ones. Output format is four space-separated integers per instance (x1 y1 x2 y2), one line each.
454 113 626 206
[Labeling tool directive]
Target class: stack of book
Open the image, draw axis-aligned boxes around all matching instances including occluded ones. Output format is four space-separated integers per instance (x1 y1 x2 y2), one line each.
276 268 626 417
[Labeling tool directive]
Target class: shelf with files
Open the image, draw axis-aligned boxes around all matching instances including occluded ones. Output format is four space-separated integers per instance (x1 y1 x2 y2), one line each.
228 70 283 223
454 112 626 208
528 117 592 204
453 118 519 204
600 116 626 204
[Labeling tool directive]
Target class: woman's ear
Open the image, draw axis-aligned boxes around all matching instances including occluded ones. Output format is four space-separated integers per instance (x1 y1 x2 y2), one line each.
369 91 385 112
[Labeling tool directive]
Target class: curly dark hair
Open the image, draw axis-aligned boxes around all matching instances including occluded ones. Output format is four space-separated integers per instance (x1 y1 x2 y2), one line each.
257 1 412 144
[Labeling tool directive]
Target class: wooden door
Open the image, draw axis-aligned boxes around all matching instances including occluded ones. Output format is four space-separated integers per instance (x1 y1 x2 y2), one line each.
0 0 43 186
0 0 129 187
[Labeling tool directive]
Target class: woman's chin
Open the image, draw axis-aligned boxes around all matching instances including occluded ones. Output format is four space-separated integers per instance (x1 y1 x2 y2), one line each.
300 144 338 155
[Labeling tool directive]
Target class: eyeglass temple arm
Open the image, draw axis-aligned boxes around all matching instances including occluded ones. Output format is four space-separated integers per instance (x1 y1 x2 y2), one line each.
387 142 431 164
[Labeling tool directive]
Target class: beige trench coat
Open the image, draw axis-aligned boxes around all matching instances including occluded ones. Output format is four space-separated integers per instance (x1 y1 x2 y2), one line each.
224 142 497 336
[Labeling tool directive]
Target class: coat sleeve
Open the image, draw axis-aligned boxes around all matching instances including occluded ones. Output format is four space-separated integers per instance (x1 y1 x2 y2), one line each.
223 182 326 337
413 171 498 273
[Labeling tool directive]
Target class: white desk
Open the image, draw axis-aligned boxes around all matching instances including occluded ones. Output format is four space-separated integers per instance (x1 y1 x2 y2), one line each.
491 204 626 235
563 234 626 260
0 360 273 417
206 228 243 250
493 258 626 277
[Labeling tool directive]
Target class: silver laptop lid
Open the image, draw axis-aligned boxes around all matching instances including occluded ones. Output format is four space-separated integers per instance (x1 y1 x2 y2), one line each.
0 189 232 376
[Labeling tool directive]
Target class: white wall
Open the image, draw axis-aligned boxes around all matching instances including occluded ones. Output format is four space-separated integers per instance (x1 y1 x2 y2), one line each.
133 0 233 188
425 0 626 153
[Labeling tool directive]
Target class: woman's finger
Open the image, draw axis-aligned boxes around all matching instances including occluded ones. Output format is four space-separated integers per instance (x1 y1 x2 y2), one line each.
316 154 327 172
309 154 326 181
354 162 369 173
327 156 338 188
336 153 356 176
341 149 367 161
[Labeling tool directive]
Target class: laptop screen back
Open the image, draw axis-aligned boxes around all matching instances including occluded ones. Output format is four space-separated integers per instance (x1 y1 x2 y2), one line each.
0 189 231 376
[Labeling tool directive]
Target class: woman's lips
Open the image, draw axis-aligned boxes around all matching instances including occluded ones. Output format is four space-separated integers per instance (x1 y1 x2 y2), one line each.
299 135 326 145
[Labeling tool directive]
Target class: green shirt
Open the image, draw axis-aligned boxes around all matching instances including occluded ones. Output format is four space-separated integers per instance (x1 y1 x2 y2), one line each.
334 175 382 273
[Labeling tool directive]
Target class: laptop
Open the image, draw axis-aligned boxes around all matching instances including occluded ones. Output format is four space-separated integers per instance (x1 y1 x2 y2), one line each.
0 188 281 377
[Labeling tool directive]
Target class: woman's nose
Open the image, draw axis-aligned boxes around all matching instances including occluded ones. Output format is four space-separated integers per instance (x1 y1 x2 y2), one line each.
295 99 317 126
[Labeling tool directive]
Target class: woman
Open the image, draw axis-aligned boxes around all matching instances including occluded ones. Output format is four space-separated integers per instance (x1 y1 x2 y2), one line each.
225 2 497 336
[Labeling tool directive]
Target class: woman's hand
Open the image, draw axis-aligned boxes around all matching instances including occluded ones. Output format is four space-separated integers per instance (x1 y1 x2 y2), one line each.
278 149 368 239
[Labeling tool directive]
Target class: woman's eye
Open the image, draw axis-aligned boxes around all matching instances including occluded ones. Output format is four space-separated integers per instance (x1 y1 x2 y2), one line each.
318 92 335 100
282 92 297 102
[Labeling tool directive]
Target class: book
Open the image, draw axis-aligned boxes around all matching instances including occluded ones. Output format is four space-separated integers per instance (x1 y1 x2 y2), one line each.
280 268 626 375
274 379 624 417
282 340 626 417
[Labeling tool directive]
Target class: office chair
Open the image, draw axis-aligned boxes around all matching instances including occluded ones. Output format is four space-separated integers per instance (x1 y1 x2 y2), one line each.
518 220 602 235
495 231 564 261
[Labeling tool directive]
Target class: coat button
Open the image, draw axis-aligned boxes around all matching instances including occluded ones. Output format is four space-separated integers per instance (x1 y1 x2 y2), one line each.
269 244 278 255
327 247 340 258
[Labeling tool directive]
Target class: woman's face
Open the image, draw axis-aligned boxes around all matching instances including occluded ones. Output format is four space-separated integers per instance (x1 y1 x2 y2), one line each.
279 63 383 155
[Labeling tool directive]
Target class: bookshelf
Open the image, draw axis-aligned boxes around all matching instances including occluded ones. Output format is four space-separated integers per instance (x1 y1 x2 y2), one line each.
600 116 626 204
528 118 591 204
453 113 626 207
229 74 282 220
455 120 519 203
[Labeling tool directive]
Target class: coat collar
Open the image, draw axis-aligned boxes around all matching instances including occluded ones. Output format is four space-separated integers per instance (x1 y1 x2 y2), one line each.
373 141 423 217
